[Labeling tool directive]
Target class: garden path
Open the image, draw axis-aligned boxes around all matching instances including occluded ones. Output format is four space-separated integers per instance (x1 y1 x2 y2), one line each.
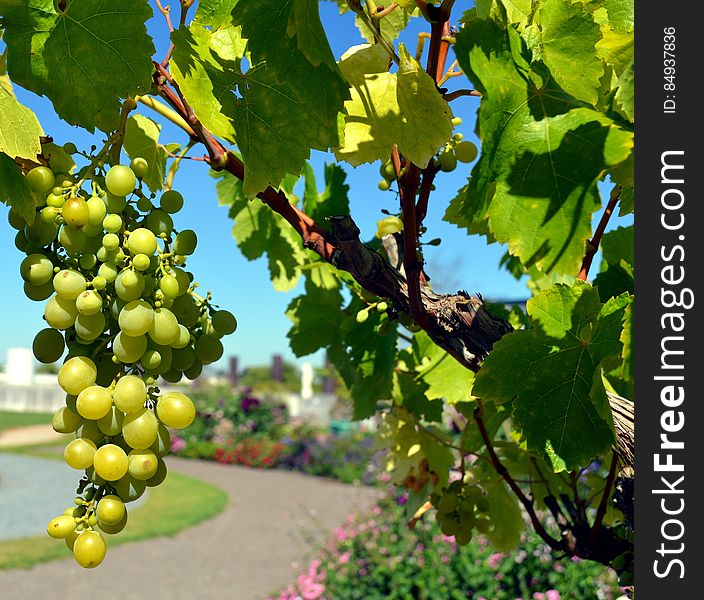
0 456 382 600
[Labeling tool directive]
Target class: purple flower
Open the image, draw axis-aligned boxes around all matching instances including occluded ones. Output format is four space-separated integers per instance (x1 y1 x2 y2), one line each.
170 436 186 452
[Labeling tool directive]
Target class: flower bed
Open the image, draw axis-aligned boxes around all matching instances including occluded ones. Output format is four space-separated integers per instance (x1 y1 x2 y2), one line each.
269 493 624 600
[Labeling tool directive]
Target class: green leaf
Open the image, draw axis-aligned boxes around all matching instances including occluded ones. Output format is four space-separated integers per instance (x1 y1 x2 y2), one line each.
194 0 239 29
618 186 634 216
614 59 634 122
286 279 344 356
449 16 633 274
537 0 604 105
603 0 634 33
0 152 35 223
484 477 523 551
301 162 350 226
123 114 167 193
335 44 453 167
474 281 627 469
288 0 338 71
0 75 43 159
393 370 443 423
601 225 633 273
355 6 412 43
1 0 155 132
40 141 76 175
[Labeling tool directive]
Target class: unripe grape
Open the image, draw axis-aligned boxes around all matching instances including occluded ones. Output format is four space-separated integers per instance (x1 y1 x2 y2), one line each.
64 437 97 469
183 359 203 380
126 227 157 256
26 166 56 194
74 312 106 342
455 141 478 164
33 328 65 363
105 165 136 197
451 116 462 126
159 189 184 214
79 253 97 270
130 157 149 179
128 448 159 480
62 197 90 229
380 161 396 180
75 290 103 316
113 474 147 503
76 385 113 420
102 213 123 233
355 309 369 323
53 269 87 300
194 334 223 365
51 406 82 434
377 179 391 191
172 229 197 255
112 332 147 363
132 253 150 271
136 196 153 212
8 207 27 230
24 280 54 302
20 253 55 286
92 276 107 291
72 530 106 569
24 219 59 247
376 301 388 312
118 299 154 337
58 225 86 256
63 142 78 155
145 209 173 236
93 444 129 481
47 515 76 539
96 495 125 526
104 191 127 214
211 310 237 335
376 216 404 238
58 356 97 395
98 263 118 283
156 391 195 429
438 150 458 172
114 270 145 302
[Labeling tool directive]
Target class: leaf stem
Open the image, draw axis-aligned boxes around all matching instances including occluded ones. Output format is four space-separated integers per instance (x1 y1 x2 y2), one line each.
578 184 622 281
164 139 197 191
137 95 195 136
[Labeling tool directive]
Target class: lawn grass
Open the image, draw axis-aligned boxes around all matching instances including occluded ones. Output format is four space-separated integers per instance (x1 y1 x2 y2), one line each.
0 411 53 432
0 459 229 570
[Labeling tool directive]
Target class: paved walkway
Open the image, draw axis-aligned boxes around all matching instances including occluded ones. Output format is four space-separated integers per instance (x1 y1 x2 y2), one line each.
0 456 381 600
0 424 64 447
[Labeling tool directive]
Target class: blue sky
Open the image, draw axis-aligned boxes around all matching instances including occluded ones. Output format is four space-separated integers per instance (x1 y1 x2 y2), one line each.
0 2 627 371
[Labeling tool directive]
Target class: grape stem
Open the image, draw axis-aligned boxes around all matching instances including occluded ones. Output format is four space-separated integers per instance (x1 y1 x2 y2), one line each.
578 184 622 281
443 89 482 102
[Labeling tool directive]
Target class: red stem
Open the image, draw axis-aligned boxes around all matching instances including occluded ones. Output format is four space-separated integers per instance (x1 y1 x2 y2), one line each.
578 185 622 281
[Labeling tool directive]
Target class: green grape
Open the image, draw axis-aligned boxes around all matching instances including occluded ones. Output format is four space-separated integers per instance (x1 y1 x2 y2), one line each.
455 529 473 546
171 294 199 327
65 394 78 412
376 301 388 312
451 116 462 126
455 141 478 164
211 310 237 336
26 166 56 194
136 196 153 212
146 458 167 487
150 423 171 458
58 356 97 395
51 406 82 434
122 407 158 449
114 270 145 302
172 229 197 255
74 312 106 341
58 225 86 256
8 207 27 230
127 448 159 480
62 197 90 229
40 206 59 223
76 385 112 420
64 529 80 551
98 263 118 283
475 518 491 534
183 359 203 380
161 368 183 383
79 253 97 270
170 267 191 296
64 437 97 469
62 142 78 155
118 299 154 337
92 276 107 291
376 216 403 238
102 213 123 233
458 497 475 516
355 309 369 323
438 493 459 514
156 391 195 429
158 274 180 298
94 354 120 388
101 232 120 251
47 515 76 539
24 280 55 302
194 334 223 365
46 193 65 208
97 406 125 436
112 332 147 363
475 496 490 512
98 512 128 535
437 150 458 172
171 324 191 349
14 229 30 252
148 307 179 345
126 227 157 256
24 219 58 247
73 530 106 569
159 190 184 214
452 132 464 142
20 253 55 286
93 444 129 481
104 191 127 214
113 474 146 503
53 269 87 300
130 157 149 179
145 209 174 236
105 165 136 196
377 179 391 191
150 344 173 373
75 290 103 316
33 327 65 363
141 348 162 371
132 253 150 271
380 161 396 180
113 374 146 413
171 346 196 371
95 495 125 526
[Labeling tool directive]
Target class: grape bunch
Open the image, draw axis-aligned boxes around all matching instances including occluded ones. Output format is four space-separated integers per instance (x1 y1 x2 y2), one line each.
431 479 492 546
10 149 237 568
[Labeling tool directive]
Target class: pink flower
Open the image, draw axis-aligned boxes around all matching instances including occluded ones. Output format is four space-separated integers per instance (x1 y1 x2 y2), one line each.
488 552 504 569
170 436 186 452
546 591 561 600
533 594 545 600
339 552 351 565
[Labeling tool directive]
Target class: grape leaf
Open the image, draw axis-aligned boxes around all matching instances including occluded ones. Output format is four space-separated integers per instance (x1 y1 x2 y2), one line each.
448 16 633 275
0 152 35 223
288 0 338 71
537 0 604 105
194 0 239 29
41 142 76 175
603 0 634 33
474 281 628 469
392 370 443 423
1 0 155 132
123 114 166 193
355 6 412 43
484 476 523 551
286 279 344 356
614 59 634 122
335 44 453 167
301 162 350 226
0 75 43 159
601 225 633 274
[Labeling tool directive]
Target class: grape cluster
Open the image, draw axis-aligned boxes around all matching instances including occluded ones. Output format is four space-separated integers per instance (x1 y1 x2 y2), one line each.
431 479 492 546
10 150 237 568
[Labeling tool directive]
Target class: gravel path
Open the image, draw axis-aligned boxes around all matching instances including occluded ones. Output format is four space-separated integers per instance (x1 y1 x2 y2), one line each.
0 456 381 600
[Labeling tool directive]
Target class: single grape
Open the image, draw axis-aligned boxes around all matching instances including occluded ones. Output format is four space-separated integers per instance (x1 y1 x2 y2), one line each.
118 299 154 337
451 116 462 126
47 515 76 539
73 530 106 569
132 253 150 271
58 356 97 395
64 437 97 469
136 196 153 212
98 512 128 535
159 190 184 214
74 312 106 342
8 207 27 230
126 227 157 256
53 269 87 300
105 165 136 196
376 301 388 312
112 331 147 363
194 334 223 365
20 253 54 286
455 529 473 546
45 294 79 330
51 406 82 434
122 407 158 449
171 294 199 327
438 493 459 514
145 209 173 236
58 225 86 256
113 374 147 413
97 263 118 283
24 219 58 247
92 276 107 291
24 280 55 302
376 216 404 238
93 444 129 481
172 229 197 255
150 423 171 457
102 213 123 233
33 328 65 363
130 157 149 179
475 518 491 534
455 141 479 163
183 359 203 380
104 192 127 214
437 150 458 172
97 406 125 436
156 391 195 429
113 474 147 503
26 166 56 194
141 348 162 371
62 197 90 229
148 307 179 345
145 458 168 487
161 369 183 384
76 385 112 420
127 448 159 480
114 269 145 302
377 179 391 191
158 274 180 299
75 290 103 316
171 346 196 371
171 324 191 349
95 495 125 526
79 253 97 270
355 309 369 323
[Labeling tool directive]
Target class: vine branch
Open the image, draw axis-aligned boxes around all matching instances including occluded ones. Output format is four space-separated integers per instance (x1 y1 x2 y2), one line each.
578 184 622 281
